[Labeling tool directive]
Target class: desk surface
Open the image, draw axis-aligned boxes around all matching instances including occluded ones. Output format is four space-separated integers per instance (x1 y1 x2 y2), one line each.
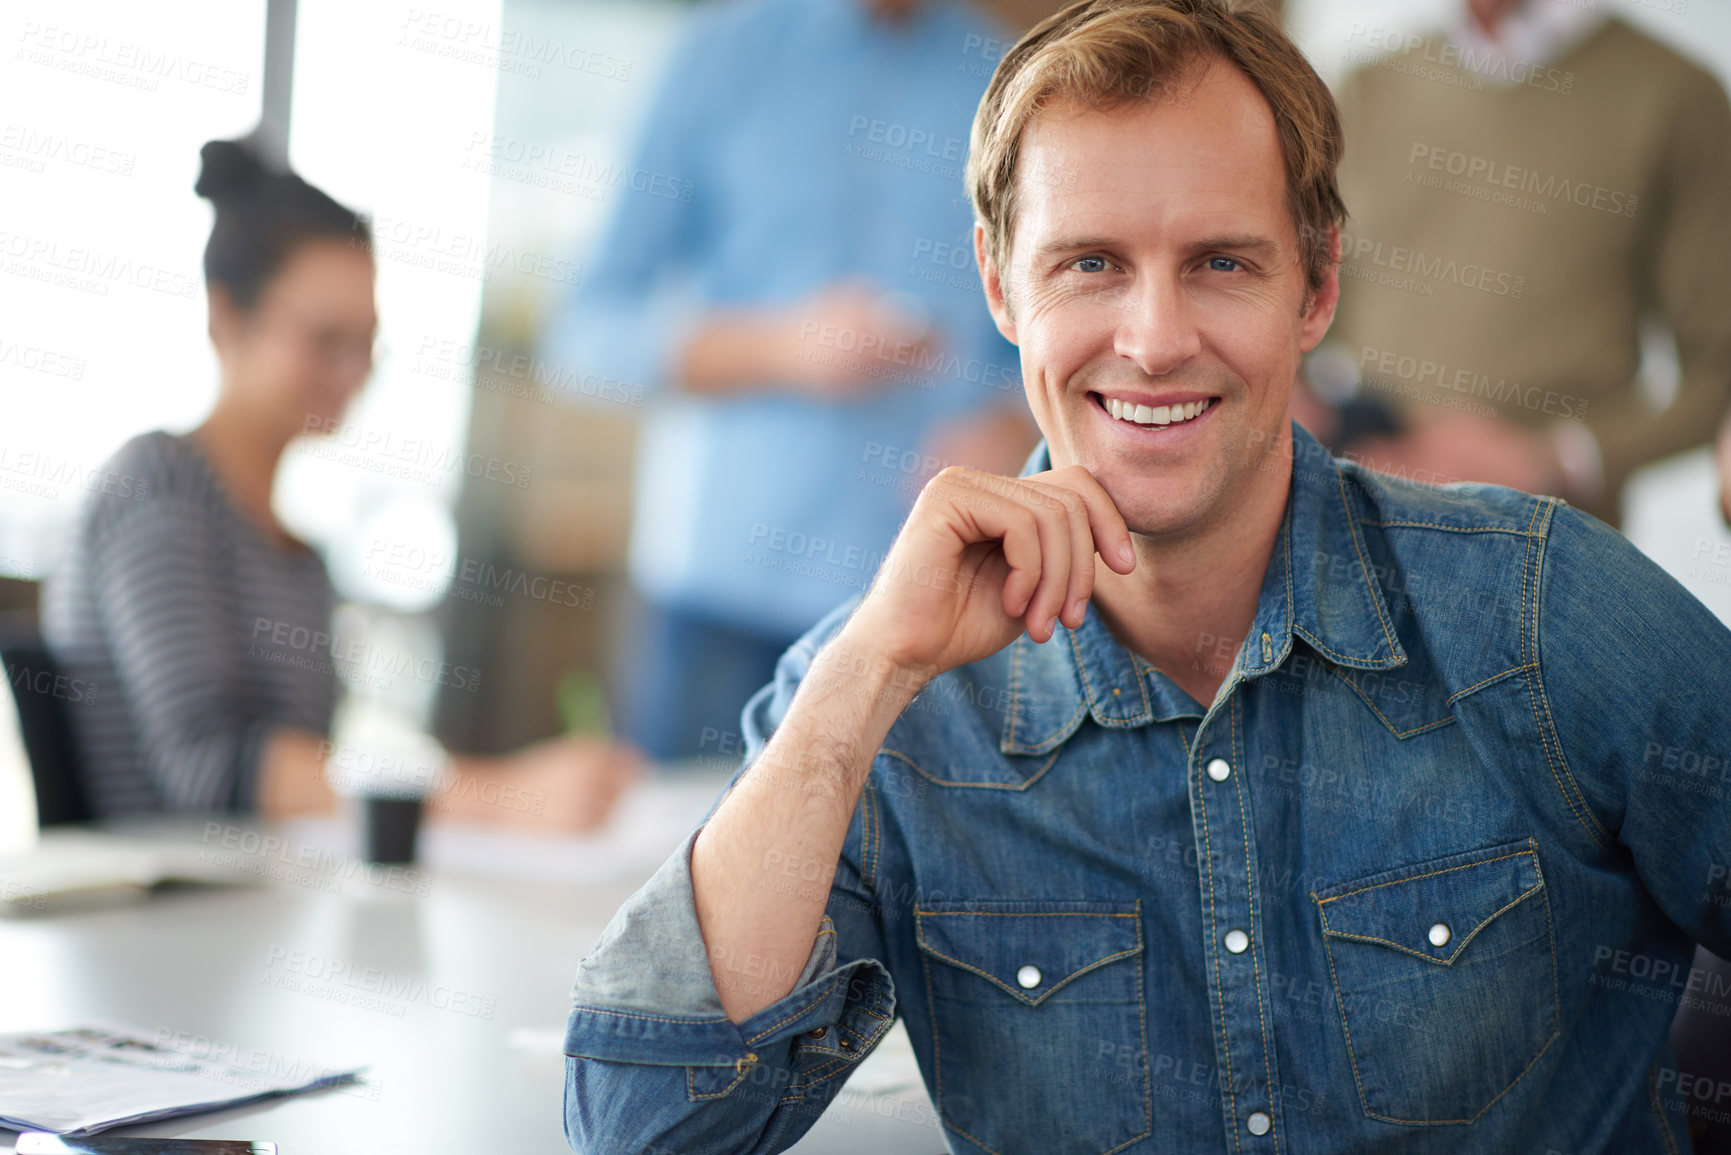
0 776 944 1154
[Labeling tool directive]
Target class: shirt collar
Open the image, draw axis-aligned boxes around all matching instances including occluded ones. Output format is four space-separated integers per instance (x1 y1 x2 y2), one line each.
1443 2 1607 85
997 422 1407 756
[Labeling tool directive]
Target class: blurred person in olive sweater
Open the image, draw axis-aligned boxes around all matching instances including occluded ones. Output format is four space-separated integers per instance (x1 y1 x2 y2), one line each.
1309 0 1731 528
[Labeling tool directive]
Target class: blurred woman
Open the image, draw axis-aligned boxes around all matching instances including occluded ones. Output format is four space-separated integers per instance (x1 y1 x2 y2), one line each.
42 137 641 828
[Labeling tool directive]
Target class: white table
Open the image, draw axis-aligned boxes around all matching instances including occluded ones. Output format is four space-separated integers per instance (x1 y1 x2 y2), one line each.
0 771 943 1154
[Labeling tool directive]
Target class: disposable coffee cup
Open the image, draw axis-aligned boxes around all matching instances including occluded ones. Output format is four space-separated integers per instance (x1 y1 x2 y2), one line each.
362 794 423 865
325 705 450 866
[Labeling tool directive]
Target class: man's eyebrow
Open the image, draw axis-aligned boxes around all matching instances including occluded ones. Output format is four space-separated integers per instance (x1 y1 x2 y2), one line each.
1190 234 1280 256
1030 232 1283 259
1031 235 1123 259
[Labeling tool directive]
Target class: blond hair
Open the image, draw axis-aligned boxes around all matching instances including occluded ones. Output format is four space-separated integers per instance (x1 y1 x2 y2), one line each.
966 0 1346 295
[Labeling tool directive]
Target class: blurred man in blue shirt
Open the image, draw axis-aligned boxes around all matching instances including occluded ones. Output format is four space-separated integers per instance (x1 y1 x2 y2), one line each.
541 0 1049 759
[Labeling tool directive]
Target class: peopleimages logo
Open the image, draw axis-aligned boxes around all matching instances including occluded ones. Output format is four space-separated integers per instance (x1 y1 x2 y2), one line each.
0 444 149 502
1408 144 1637 218
356 212 583 286
1336 230 1525 299
0 335 87 379
248 616 483 693
796 321 1020 392
200 823 432 896
0 228 199 299
6 662 98 705
0 124 136 176
398 9 632 81
14 22 252 94
1346 23 1575 93
263 946 497 1019
1359 345 1589 420
302 415 533 490
462 132 693 204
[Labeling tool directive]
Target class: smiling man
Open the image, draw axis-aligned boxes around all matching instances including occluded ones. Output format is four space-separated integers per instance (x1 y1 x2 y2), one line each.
560 2 1731 1152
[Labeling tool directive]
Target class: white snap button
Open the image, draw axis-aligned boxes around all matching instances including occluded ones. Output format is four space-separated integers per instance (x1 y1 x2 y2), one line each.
1247 1111 1271 1135
1016 964 1042 989
1224 929 1249 954
1206 758 1232 782
1428 922 1451 947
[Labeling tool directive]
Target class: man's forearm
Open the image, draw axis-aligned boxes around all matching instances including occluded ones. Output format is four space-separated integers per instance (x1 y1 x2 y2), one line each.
677 312 792 395
691 634 924 1022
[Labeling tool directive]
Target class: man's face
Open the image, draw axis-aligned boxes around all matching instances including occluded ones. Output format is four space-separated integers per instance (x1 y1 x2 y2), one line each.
978 57 1338 540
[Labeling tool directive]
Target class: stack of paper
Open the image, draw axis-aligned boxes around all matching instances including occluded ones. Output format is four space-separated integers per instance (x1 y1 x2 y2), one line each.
0 1024 365 1135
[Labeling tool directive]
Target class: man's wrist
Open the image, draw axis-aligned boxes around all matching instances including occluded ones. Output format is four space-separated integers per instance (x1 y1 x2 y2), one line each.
818 627 936 719
756 632 931 794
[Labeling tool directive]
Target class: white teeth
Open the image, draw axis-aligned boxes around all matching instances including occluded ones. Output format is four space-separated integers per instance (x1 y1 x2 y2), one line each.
1104 396 1212 428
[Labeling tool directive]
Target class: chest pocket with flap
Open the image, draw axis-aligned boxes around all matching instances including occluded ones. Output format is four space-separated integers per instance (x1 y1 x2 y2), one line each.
915 900 1149 1154
1313 837 1559 1126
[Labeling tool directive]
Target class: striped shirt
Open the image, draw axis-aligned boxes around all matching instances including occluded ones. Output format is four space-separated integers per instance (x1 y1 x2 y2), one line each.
41 431 337 816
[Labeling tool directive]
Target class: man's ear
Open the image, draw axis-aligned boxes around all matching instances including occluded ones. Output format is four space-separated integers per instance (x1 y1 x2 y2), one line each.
976 223 1019 346
1297 224 1341 354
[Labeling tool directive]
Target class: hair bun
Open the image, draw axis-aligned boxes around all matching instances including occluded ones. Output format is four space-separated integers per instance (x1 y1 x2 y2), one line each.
195 138 269 204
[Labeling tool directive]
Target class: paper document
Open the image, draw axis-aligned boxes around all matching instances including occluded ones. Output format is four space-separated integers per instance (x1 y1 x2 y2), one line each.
0 1024 364 1135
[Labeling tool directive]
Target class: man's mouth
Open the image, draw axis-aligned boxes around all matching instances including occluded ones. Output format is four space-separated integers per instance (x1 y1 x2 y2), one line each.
1090 392 1217 429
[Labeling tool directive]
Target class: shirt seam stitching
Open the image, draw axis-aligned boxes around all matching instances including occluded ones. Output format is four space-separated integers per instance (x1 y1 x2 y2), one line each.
1315 848 1532 903
1524 498 1614 848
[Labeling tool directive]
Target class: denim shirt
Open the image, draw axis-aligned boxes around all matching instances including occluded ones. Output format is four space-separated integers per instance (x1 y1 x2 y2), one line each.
563 422 1731 1154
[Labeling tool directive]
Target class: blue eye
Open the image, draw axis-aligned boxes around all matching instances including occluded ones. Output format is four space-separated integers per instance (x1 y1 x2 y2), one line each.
1072 256 1109 273
1208 256 1241 272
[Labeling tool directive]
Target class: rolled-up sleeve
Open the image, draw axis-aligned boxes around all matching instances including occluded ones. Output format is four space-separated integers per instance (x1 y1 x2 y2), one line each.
563 598 898 1154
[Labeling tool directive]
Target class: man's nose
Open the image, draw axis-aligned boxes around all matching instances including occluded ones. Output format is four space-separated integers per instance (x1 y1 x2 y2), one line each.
1113 273 1201 378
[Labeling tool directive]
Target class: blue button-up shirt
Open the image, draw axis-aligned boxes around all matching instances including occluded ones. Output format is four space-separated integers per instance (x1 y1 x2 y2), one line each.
538 0 1026 637
562 422 1731 1153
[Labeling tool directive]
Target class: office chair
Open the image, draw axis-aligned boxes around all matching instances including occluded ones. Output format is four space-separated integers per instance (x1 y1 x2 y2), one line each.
0 611 93 826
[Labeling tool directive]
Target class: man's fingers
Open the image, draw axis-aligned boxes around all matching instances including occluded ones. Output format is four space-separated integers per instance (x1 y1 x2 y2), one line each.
957 478 1044 617
1023 478 1097 633
1020 491 1072 643
1042 466 1135 575
924 469 1048 621
921 466 1132 640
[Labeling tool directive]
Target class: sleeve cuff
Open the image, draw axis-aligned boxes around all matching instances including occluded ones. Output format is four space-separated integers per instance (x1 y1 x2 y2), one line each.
563 948 893 1070
563 826 895 1071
